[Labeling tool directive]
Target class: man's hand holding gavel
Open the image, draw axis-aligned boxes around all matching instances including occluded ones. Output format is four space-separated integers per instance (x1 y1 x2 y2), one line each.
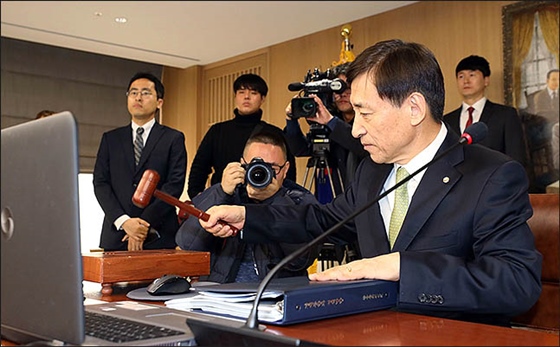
132 169 239 237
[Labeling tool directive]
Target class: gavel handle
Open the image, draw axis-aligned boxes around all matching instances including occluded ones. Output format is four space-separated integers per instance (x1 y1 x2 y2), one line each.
154 191 208 220
152 190 239 236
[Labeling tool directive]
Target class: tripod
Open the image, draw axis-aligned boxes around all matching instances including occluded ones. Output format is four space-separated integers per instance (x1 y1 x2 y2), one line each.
301 138 353 270
301 136 363 270
302 138 343 204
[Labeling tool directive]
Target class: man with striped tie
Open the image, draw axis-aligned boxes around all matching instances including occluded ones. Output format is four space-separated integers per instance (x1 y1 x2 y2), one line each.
93 72 187 251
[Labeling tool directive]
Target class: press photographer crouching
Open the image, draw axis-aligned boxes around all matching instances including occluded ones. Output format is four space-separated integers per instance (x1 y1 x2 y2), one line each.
175 131 320 283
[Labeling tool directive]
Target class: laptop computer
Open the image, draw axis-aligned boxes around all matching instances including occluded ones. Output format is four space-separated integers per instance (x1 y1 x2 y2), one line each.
0 111 245 346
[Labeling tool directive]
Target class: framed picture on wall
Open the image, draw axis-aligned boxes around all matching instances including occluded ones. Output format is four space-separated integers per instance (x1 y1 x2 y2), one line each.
502 0 559 193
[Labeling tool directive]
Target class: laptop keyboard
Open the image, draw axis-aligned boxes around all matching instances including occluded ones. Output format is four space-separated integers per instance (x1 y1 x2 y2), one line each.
85 310 184 343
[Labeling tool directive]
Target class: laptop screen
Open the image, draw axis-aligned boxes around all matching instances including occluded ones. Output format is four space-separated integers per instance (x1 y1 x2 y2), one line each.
1 112 86 345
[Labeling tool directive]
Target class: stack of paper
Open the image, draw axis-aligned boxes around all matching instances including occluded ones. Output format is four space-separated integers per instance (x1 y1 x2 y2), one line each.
165 290 285 322
166 276 398 325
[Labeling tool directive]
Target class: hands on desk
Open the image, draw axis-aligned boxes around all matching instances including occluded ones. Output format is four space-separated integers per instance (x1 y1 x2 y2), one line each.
200 205 402 283
309 253 401 282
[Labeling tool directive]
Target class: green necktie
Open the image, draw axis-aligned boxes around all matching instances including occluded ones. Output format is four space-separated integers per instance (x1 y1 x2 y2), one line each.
389 167 410 249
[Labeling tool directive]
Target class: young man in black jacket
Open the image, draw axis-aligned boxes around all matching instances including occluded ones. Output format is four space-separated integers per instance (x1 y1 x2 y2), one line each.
188 74 296 199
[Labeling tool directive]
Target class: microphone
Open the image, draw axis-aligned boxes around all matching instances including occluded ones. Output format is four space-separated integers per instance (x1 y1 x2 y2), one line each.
244 122 488 329
287 78 347 92
459 121 487 145
132 169 239 236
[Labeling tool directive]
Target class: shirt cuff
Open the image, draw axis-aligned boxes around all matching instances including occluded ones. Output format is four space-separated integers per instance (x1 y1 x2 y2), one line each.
114 215 130 230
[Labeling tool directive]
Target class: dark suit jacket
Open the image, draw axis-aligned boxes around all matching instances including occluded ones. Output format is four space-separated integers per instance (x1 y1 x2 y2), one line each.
93 122 187 251
531 89 559 125
443 100 527 166
243 126 542 326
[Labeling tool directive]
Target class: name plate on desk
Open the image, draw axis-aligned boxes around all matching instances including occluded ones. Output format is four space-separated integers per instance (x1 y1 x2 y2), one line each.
82 250 210 295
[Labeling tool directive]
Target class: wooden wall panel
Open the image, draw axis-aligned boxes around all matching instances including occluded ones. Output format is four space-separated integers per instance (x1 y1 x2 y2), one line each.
161 66 201 200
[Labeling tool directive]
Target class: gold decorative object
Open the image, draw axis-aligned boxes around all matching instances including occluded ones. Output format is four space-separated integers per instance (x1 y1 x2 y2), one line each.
333 23 355 66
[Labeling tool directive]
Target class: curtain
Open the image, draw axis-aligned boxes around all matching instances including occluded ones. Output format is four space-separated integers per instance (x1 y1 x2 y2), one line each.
538 5 560 66
512 11 535 108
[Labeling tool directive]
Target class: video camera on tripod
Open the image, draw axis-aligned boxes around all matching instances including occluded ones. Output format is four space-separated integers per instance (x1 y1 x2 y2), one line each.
287 67 348 203
287 67 347 160
287 68 347 119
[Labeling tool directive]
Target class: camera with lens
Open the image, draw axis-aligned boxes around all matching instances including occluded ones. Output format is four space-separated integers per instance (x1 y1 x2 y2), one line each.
288 68 347 119
291 97 317 119
242 157 276 188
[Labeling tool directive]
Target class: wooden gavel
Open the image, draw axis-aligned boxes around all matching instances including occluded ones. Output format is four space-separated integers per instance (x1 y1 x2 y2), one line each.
132 169 239 236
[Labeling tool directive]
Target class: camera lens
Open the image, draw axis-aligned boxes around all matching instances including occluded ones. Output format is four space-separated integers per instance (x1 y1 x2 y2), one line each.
302 101 315 113
244 158 275 188
248 166 269 187
291 97 317 118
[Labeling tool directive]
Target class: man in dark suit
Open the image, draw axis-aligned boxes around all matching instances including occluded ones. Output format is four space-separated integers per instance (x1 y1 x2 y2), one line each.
198 40 542 327
529 68 559 127
93 72 187 251
443 55 527 167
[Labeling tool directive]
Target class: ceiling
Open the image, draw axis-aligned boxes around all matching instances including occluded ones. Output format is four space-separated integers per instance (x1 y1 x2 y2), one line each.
1 1 416 69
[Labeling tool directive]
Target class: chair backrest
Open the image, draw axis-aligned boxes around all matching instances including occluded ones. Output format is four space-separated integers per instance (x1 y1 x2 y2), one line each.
512 193 559 332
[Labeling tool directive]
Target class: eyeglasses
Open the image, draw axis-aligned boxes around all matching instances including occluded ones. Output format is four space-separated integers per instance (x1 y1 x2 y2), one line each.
126 90 154 98
241 158 288 175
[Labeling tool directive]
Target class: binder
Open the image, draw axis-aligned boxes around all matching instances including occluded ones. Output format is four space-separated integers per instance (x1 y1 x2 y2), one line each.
166 276 398 325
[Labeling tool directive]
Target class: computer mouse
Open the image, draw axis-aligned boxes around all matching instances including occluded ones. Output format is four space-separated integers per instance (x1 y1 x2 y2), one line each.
147 274 191 296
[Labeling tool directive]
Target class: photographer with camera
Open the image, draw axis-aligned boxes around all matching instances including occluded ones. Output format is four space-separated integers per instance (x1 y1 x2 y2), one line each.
284 64 367 265
284 63 368 202
176 131 319 283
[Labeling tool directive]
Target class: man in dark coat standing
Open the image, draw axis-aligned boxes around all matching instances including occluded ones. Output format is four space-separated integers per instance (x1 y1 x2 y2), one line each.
443 55 527 167
93 72 187 251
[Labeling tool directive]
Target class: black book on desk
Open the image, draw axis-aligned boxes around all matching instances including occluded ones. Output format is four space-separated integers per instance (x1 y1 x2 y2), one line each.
174 276 398 325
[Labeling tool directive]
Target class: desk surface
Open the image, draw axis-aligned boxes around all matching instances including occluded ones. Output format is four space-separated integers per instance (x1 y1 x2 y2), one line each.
266 310 559 346
2 281 558 346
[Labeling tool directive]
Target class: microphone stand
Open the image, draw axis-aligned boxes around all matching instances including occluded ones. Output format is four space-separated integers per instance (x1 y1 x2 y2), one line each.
244 123 487 329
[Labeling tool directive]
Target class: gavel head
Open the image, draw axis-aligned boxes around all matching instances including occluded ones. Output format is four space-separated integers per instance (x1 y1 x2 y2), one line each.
132 169 161 208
